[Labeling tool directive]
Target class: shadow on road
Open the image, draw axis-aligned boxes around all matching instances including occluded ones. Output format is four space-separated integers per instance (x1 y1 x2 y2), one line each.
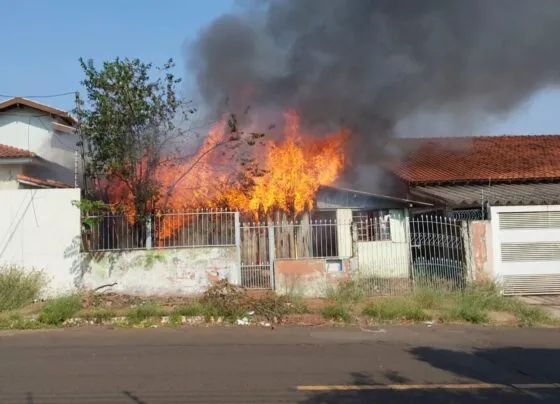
299 347 560 404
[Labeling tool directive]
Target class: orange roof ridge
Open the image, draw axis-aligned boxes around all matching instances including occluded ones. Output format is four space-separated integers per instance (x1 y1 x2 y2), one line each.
0 144 35 159
385 135 560 184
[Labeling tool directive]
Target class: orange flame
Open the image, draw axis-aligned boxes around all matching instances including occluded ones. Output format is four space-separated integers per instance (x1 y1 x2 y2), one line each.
236 111 349 215
103 110 349 240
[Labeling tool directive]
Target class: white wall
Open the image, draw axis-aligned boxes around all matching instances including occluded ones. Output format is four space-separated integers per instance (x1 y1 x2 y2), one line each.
0 188 81 296
0 164 23 189
80 247 239 296
0 109 78 186
354 209 411 278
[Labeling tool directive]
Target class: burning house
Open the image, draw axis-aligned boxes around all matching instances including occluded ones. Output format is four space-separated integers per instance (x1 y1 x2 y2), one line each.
81 0 560 296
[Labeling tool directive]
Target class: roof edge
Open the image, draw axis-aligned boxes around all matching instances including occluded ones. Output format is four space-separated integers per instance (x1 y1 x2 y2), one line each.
0 97 77 126
319 185 433 207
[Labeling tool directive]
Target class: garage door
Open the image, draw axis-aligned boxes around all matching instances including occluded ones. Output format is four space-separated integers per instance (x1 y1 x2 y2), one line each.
491 206 560 295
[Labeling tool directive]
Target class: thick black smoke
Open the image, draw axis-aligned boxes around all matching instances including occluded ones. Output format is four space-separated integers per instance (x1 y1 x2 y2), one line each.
188 0 560 190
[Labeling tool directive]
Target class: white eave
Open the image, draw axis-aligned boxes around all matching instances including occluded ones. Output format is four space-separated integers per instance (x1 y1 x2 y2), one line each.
0 157 34 165
52 121 77 135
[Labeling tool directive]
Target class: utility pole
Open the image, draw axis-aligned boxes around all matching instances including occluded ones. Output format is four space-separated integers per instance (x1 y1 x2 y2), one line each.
75 91 88 196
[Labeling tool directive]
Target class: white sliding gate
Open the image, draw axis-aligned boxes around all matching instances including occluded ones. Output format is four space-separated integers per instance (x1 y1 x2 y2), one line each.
491 205 560 295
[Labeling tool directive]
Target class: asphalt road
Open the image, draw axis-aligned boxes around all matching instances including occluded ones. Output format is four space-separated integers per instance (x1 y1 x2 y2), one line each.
0 325 559 403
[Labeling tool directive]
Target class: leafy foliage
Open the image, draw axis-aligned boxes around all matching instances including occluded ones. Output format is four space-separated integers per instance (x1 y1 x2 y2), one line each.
126 302 167 324
321 304 351 323
0 265 45 312
77 57 187 215
362 298 429 322
39 295 83 325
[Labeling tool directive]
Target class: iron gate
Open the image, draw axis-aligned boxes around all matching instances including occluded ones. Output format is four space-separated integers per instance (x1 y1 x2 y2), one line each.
239 222 272 289
409 215 468 289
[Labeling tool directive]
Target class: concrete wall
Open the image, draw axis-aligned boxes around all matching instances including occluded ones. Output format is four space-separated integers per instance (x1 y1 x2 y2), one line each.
79 247 239 296
0 188 81 296
354 209 410 278
274 258 351 297
0 109 78 186
466 220 494 282
0 188 239 297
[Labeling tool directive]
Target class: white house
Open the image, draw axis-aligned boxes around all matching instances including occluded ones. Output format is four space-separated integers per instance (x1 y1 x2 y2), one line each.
0 97 79 189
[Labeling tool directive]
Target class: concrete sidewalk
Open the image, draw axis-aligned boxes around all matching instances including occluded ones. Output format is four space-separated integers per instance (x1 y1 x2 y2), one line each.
518 295 560 319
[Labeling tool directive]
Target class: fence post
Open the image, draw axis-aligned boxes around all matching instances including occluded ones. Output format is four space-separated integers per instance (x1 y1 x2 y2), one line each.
145 215 152 249
461 221 474 283
233 212 242 286
268 223 276 290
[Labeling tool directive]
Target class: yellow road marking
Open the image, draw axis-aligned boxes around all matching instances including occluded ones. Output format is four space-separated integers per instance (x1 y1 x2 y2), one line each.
296 383 560 392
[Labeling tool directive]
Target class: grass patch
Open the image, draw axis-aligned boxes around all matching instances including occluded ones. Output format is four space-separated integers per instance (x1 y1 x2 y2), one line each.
0 265 45 311
39 295 83 326
126 302 167 324
508 303 552 327
326 280 367 306
362 297 430 322
285 294 309 314
172 303 205 317
80 308 117 324
441 304 489 324
167 312 183 327
4 312 42 330
321 304 350 322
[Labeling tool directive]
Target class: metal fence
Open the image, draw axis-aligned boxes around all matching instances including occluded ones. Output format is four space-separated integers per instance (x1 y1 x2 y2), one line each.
81 210 237 252
80 209 473 295
239 219 353 289
451 208 487 221
409 215 469 290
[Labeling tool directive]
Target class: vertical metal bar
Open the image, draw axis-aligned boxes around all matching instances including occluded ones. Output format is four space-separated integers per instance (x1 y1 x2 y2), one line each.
181 210 185 247
233 212 241 286
268 222 275 290
145 215 152 249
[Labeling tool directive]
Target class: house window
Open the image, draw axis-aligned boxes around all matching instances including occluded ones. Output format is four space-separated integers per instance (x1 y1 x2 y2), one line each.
353 210 391 241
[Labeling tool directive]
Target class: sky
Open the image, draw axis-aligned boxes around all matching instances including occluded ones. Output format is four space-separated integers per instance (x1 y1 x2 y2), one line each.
1 0 559 135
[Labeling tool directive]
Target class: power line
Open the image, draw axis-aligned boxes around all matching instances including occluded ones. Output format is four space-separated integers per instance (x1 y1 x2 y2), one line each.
0 91 76 99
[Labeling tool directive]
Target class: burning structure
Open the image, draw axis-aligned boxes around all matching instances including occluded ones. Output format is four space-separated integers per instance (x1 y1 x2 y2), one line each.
83 1 560 294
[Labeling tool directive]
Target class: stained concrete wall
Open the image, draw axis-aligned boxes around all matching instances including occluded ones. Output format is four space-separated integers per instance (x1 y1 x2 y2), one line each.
465 220 494 282
0 188 239 297
79 247 238 296
274 259 350 297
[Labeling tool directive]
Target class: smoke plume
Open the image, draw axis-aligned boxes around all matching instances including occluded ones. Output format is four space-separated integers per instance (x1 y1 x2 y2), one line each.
188 0 560 190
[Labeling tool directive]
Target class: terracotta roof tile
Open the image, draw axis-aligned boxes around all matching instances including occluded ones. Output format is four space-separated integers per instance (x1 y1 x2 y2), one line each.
384 135 560 184
0 144 35 159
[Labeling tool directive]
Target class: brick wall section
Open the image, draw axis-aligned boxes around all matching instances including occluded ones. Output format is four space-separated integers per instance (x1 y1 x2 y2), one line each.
274 259 350 297
469 221 494 282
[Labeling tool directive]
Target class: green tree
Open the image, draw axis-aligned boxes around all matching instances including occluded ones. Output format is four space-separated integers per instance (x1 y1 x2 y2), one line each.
77 57 186 216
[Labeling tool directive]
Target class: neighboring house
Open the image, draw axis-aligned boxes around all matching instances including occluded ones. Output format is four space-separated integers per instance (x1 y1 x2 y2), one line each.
382 135 560 219
380 135 560 295
0 97 79 189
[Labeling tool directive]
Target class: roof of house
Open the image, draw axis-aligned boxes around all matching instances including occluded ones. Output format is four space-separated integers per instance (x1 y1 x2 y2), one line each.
0 144 35 159
411 183 560 208
316 185 433 209
0 97 77 126
383 135 560 184
16 174 72 189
